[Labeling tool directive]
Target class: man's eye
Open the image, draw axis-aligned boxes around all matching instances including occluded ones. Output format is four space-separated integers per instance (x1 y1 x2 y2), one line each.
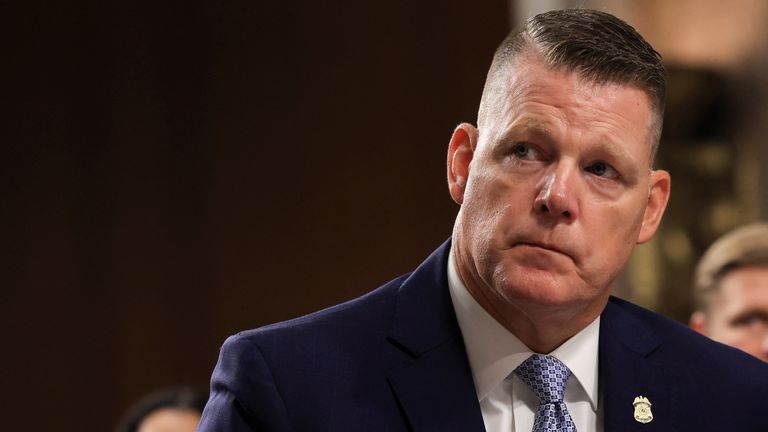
512 144 536 160
733 313 768 328
586 162 618 178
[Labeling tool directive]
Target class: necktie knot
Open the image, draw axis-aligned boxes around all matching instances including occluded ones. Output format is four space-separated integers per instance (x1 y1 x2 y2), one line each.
514 354 570 404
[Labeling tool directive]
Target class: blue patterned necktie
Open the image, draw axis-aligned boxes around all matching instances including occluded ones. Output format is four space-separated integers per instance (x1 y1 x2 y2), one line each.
514 354 577 432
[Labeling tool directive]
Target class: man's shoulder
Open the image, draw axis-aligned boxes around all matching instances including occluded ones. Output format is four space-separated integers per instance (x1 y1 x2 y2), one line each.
232 272 411 351
233 239 454 352
605 296 768 383
601 298 767 429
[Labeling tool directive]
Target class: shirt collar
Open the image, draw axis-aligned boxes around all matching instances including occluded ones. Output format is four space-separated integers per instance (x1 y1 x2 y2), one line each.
447 245 600 411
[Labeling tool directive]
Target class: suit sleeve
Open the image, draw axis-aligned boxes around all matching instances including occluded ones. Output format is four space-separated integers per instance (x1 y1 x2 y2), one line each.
197 334 292 432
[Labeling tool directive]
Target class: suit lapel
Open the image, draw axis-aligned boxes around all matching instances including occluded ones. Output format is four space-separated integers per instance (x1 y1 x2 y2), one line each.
385 240 486 431
600 298 678 431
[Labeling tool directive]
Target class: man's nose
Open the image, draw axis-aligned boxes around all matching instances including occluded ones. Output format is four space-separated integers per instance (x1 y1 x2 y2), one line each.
534 164 579 222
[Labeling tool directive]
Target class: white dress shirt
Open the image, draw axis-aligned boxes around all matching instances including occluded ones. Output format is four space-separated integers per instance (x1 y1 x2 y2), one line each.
447 247 603 431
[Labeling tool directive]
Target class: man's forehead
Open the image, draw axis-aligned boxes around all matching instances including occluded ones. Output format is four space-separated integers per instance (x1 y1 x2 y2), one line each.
712 267 768 308
479 58 656 163
485 52 653 118
493 116 645 164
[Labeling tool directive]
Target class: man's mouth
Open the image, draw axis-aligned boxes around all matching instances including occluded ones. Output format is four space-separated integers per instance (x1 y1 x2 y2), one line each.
515 241 572 259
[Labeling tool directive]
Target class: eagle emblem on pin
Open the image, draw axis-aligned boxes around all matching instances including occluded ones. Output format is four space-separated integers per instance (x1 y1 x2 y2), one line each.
632 396 653 424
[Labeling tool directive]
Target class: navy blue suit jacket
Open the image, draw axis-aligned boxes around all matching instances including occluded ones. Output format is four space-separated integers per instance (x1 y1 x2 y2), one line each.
199 240 768 431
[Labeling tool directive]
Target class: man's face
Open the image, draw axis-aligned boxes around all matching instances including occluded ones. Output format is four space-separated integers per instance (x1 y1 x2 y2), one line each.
448 52 670 321
702 266 768 362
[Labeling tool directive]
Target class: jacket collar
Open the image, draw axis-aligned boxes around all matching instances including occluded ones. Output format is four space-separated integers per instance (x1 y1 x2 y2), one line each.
385 239 486 431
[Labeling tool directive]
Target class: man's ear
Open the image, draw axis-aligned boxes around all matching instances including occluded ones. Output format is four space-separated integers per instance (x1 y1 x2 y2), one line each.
637 169 671 244
689 311 709 336
447 123 478 205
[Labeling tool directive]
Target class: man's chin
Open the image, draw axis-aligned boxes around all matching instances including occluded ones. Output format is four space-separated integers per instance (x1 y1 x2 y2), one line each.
493 270 584 309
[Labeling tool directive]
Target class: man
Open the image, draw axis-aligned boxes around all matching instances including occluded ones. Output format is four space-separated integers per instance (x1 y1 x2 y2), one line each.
690 223 768 362
199 9 768 431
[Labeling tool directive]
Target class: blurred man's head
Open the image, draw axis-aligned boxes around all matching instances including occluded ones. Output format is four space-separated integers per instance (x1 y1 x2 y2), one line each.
116 388 208 432
690 223 768 361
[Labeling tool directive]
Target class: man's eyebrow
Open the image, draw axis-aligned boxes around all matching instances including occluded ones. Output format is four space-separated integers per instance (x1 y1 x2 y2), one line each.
497 119 554 143
589 140 635 164
731 309 768 322
499 120 638 162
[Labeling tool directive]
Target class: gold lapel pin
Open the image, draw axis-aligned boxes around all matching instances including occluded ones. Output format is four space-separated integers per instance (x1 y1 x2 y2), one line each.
632 396 653 424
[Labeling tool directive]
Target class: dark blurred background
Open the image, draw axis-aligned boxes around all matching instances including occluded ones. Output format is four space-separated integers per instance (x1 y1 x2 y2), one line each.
7 1 768 431
7 1 508 430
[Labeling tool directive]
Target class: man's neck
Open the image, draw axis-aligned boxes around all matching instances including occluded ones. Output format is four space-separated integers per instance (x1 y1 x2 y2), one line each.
454 250 608 353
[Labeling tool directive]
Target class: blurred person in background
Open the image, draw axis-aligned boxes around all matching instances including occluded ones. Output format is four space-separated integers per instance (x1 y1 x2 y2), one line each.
690 223 768 362
115 387 208 432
